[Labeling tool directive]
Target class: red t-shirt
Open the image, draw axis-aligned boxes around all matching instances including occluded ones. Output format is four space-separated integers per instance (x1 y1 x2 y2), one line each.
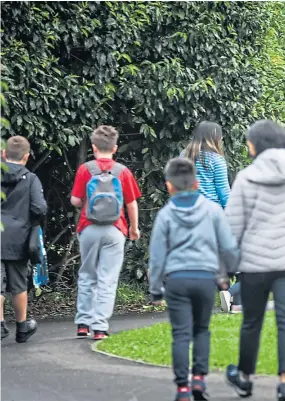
71 158 141 236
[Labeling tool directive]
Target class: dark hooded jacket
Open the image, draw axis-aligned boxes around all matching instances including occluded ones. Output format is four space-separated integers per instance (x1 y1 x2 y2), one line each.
1 161 47 260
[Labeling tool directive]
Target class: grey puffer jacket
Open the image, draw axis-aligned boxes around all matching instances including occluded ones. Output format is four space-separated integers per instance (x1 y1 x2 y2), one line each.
226 149 285 273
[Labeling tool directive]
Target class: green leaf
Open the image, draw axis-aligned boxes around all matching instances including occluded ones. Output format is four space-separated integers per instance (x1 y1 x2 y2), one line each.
68 136 76 146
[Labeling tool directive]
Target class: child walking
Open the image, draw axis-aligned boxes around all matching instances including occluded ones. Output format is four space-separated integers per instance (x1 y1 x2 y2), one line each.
148 158 239 401
225 120 285 401
181 122 239 311
1 136 47 342
71 126 141 340
181 121 230 208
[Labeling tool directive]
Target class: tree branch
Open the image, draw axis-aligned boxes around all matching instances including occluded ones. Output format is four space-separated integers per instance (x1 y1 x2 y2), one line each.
55 235 77 285
31 150 52 172
63 148 74 177
46 225 71 252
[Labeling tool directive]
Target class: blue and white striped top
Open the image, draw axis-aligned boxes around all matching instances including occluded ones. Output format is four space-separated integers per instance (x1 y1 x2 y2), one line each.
180 150 230 208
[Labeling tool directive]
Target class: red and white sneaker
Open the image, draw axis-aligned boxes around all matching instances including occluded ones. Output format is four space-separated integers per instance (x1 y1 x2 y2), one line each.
94 331 109 341
231 305 242 314
77 324 91 337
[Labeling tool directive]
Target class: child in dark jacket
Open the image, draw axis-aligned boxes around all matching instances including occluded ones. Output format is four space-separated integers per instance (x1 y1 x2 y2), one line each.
1 136 47 342
149 158 239 401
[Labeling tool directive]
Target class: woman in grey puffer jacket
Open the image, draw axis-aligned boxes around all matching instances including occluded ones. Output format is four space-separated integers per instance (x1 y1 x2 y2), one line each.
225 120 285 401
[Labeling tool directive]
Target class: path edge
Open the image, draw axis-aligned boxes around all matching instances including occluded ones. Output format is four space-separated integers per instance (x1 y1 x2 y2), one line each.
91 341 170 369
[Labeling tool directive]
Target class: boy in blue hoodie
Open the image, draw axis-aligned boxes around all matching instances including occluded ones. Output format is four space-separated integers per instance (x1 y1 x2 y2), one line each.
149 158 239 401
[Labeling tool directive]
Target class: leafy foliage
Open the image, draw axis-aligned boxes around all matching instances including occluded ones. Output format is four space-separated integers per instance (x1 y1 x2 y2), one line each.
0 79 9 231
1 2 275 285
252 2 285 122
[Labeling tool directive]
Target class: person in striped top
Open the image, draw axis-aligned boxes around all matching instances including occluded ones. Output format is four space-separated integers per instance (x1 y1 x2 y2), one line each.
180 121 242 313
180 121 230 208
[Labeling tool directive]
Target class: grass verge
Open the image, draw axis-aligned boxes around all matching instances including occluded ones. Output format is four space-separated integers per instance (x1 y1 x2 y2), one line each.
96 312 277 375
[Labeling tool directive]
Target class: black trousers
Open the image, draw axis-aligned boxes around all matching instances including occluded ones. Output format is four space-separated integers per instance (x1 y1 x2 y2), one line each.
165 276 216 386
239 271 285 376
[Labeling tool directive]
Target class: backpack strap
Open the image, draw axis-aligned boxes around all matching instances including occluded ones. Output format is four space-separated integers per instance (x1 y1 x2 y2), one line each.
111 162 126 177
84 161 102 176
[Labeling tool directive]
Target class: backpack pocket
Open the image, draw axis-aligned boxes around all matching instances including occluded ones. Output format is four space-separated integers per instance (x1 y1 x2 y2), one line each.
88 193 121 224
86 173 123 224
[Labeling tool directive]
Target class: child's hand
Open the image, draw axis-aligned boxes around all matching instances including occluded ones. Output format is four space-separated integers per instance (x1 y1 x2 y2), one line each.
129 226 140 241
216 278 230 291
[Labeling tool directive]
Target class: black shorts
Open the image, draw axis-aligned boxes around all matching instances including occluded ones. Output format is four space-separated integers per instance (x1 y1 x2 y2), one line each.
1 260 28 295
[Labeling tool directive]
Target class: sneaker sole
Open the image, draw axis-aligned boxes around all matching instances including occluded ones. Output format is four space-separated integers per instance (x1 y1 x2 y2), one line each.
192 389 208 400
220 292 231 313
16 326 38 343
226 378 252 398
1 331 10 340
77 332 91 337
94 336 108 341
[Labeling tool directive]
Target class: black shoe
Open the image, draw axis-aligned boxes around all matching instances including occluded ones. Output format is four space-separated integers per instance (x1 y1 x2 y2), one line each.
16 319 38 343
1 321 10 339
77 324 90 337
192 376 209 400
277 383 285 401
226 364 253 398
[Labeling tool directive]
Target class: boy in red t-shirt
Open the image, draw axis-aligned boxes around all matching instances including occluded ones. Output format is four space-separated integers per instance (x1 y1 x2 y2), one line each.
71 126 141 340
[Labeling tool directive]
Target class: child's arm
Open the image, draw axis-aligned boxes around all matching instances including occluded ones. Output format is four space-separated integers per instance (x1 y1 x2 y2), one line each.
30 175 47 217
214 206 240 274
121 168 141 240
225 173 246 245
71 196 83 208
213 155 231 208
70 165 87 208
149 211 168 301
126 200 140 240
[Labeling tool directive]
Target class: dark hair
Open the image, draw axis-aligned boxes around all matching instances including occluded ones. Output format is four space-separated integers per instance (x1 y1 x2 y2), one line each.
247 120 285 156
6 136 30 161
90 125 119 152
184 121 223 167
164 158 196 191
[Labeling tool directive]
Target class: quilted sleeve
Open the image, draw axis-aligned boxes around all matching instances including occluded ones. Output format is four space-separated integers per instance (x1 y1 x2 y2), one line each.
225 173 246 246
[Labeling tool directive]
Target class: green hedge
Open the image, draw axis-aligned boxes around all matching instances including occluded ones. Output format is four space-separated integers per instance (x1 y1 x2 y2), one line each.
1 1 281 285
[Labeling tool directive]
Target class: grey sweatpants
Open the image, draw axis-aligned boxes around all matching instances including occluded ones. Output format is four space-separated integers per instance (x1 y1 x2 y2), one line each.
75 225 125 331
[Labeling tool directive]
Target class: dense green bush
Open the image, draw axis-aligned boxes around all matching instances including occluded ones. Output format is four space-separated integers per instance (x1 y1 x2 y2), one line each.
1 1 279 286
252 2 285 122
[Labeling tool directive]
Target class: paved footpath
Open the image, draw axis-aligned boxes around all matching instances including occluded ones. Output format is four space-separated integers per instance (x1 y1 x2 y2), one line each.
1 313 277 401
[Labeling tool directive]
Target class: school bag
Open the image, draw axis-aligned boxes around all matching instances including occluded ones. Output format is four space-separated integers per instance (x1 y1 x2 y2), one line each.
28 225 49 295
85 161 125 224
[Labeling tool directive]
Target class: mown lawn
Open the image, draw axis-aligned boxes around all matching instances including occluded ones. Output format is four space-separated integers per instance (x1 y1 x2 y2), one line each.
96 312 277 375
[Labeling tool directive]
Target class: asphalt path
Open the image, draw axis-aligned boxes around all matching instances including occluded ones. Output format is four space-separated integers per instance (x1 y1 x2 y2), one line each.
1 313 277 401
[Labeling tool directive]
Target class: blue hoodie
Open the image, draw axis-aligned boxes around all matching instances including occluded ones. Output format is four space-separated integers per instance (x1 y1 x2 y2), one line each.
149 192 239 299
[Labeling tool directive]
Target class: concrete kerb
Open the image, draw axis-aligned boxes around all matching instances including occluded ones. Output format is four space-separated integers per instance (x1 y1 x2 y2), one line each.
91 340 171 369
91 342 276 379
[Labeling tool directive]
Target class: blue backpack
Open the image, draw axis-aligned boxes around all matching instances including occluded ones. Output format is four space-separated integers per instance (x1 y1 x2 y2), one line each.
85 161 125 225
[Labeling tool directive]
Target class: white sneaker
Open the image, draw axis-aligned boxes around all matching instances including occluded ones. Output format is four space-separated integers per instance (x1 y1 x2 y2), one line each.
266 300 274 311
220 291 231 313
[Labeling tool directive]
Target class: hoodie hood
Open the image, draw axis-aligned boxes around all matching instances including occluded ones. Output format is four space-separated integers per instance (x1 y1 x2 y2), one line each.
1 161 29 186
169 193 207 227
245 149 285 186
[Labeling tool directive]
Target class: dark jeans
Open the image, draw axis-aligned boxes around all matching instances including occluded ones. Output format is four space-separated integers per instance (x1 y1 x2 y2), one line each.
239 272 285 376
165 276 216 386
